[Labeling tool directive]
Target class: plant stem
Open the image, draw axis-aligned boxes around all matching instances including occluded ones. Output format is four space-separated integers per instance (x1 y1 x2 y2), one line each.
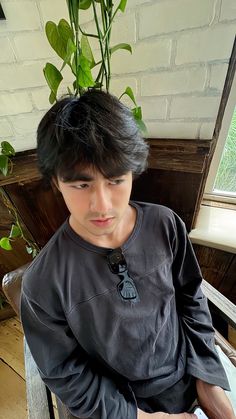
78 26 99 39
92 0 106 88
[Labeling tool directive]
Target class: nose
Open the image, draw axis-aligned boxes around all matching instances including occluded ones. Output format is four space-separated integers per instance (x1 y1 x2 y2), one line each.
89 185 112 215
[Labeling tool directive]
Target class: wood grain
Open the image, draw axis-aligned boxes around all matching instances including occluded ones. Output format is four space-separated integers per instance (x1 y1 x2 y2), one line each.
0 360 27 419
0 317 25 379
194 244 236 305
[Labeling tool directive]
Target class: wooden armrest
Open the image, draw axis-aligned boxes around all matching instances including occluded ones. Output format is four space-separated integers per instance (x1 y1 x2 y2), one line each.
24 339 55 419
201 279 236 329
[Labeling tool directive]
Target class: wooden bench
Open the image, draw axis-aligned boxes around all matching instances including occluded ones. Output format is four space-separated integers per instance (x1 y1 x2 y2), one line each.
2 267 236 419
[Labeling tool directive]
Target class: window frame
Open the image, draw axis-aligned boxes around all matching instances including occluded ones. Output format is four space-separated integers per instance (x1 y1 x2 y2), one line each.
204 52 236 205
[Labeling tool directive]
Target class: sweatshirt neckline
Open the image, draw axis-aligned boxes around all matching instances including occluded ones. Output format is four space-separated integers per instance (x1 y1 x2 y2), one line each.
64 201 143 254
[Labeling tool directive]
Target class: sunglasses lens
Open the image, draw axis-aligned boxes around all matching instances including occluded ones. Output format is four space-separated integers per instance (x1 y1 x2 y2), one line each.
118 278 139 301
107 249 127 273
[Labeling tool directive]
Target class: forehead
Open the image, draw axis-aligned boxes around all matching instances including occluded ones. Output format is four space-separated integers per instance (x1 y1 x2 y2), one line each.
58 165 131 183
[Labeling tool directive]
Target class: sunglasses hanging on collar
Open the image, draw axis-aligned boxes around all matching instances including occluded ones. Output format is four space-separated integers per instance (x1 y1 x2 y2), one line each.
107 248 140 303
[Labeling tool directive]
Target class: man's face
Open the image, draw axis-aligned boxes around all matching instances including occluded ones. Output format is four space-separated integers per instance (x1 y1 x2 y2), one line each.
56 167 133 244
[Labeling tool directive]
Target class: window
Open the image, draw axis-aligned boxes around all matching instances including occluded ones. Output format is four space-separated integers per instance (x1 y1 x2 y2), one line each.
204 72 236 205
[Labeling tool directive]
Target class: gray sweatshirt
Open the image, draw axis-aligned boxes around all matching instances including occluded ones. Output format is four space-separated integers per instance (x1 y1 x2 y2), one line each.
20 202 230 418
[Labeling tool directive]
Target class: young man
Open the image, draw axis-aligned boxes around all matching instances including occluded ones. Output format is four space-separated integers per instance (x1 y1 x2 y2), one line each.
21 90 234 419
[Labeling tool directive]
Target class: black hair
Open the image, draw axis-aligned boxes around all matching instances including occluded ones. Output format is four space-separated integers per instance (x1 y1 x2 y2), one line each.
37 89 149 183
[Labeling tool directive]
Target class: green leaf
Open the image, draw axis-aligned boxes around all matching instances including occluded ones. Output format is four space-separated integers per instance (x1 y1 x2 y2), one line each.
132 107 148 135
0 237 12 251
9 224 22 239
61 38 77 71
132 106 142 121
58 19 74 45
45 21 67 60
43 63 63 104
81 35 95 67
26 246 33 254
0 155 9 176
123 86 137 106
78 0 92 10
1 141 15 156
110 43 132 55
118 0 127 12
77 55 95 88
135 118 148 135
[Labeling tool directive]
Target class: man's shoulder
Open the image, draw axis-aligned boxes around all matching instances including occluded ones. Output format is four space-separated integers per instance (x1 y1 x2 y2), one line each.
22 220 68 295
133 200 178 223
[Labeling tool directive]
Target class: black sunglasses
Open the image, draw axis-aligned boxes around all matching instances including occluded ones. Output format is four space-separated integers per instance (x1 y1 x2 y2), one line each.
107 248 139 302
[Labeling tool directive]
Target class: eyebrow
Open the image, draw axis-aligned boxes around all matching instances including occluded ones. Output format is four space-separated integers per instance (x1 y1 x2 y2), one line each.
66 173 95 182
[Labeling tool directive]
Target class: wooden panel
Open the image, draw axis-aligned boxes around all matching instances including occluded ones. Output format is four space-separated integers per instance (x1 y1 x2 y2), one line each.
0 150 40 187
218 256 236 305
193 244 236 305
4 180 69 248
148 138 211 173
0 360 27 419
0 189 32 280
132 169 202 231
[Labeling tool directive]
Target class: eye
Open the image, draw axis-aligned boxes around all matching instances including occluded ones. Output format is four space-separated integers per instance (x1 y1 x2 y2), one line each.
109 179 125 185
71 183 89 189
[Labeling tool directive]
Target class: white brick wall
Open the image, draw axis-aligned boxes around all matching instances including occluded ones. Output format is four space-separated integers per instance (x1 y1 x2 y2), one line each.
0 0 235 150
139 0 215 38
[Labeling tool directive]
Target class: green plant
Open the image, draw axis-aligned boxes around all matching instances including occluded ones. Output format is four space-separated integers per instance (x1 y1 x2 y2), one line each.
0 142 39 256
44 0 146 133
0 141 15 177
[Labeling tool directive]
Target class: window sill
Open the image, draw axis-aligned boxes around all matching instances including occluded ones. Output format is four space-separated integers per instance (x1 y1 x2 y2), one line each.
189 205 236 254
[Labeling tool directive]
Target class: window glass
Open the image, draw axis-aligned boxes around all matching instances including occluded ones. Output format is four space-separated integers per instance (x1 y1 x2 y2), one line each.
213 105 236 196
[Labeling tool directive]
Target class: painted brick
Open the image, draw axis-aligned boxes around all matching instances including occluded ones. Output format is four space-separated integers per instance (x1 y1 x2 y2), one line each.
170 96 221 119
9 136 37 153
127 0 150 8
112 39 171 74
31 88 51 110
209 64 229 91
138 97 168 120
0 119 13 137
220 0 236 21
0 2 41 32
81 12 136 53
110 77 137 99
111 12 136 45
0 37 15 63
200 122 215 139
0 62 45 90
39 0 70 25
146 121 199 139
139 0 215 39
13 32 54 61
31 84 72 110
176 25 236 65
141 67 207 96
39 0 93 25
9 111 45 137
0 92 33 116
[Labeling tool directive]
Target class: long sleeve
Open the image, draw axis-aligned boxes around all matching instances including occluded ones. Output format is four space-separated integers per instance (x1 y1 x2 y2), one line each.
172 214 230 391
20 289 137 419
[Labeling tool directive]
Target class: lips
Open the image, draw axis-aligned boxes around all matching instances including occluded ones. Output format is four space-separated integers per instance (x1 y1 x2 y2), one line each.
90 218 114 227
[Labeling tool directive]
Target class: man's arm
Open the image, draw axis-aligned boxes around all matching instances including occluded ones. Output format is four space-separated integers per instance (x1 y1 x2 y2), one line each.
172 213 230 390
196 379 235 419
137 409 197 418
21 290 137 419
171 214 234 418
